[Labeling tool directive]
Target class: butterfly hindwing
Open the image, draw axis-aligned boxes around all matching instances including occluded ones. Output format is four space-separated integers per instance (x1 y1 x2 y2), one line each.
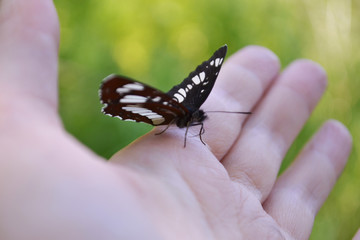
167 45 227 111
100 75 188 126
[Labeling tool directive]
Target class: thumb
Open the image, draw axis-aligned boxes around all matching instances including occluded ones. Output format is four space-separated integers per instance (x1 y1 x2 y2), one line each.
0 0 60 124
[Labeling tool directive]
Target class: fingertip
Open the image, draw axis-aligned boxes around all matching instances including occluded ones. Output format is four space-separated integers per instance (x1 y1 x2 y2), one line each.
323 119 352 144
315 120 352 172
318 120 352 151
276 59 328 114
284 59 328 92
227 45 281 85
294 59 327 84
0 0 60 107
239 45 280 62
1 0 59 38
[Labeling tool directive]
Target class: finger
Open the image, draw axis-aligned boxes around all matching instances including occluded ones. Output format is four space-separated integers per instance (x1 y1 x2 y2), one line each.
263 120 352 240
222 60 328 201
200 46 280 158
0 0 59 123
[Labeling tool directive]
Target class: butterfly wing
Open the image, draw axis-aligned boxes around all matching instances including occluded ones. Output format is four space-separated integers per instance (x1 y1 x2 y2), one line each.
100 75 188 126
167 45 227 111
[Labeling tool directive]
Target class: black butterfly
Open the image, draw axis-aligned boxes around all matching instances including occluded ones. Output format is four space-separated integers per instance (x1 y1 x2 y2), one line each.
100 45 249 147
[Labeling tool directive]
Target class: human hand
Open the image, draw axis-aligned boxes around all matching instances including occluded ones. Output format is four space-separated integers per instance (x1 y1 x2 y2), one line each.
0 0 355 239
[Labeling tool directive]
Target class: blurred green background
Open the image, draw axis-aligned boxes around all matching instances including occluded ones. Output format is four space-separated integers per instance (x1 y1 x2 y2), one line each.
54 0 359 239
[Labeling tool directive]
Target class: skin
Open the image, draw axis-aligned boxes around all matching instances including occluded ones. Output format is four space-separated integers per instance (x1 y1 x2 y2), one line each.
0 0 357 239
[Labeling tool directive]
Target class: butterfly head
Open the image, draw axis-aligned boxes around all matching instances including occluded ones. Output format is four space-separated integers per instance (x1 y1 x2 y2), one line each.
175 109 207 128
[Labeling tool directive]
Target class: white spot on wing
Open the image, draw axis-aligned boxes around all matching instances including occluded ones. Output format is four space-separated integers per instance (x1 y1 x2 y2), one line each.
219 58 224 65
139 112 158 116
187 84 193 90
199 72 205 81
178 88 186 97
123 83 144 91
151 117 165 125
124 95 147 100
120 95 147 103
116 88 131 94
152 96 161 102
210 60 214 66
174 93 185 103
192 75 201 85
122 106 150 113
215 58 220 67
122 106 165 125
147 114 163 119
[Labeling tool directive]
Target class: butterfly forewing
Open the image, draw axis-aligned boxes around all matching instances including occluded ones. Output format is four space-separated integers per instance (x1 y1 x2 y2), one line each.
100 75 188 126
167 45 227 111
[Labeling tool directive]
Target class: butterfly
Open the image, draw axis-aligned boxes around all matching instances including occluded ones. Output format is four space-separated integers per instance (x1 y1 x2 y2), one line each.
100 45 250 147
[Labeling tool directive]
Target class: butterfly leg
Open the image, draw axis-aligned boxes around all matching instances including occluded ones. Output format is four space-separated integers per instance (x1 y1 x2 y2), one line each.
184 122 190 148
186 122 206 146
155 119 175 135
189 125 205 137
198 123 206 146
200 124 205 135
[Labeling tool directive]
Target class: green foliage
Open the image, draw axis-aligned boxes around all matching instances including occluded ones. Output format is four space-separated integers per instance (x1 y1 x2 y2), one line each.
54 0 359 238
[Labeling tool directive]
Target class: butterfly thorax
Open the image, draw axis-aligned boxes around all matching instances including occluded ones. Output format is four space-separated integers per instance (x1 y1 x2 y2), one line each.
175 109 207 128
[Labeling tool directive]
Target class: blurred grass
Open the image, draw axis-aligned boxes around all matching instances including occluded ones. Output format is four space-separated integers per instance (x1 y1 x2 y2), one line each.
54 0 359 239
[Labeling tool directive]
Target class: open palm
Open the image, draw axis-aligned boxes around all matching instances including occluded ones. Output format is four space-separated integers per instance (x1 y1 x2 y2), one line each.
0 0 354 240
